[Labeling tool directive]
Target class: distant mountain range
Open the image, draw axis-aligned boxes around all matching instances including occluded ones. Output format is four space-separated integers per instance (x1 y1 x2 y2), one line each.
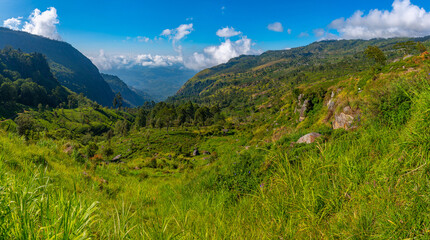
0 27 115 106
104 65 197 101
101 73 153 107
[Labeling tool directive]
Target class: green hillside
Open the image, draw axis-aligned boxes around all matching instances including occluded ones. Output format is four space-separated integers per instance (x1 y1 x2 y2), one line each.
1 37 430 239
102 73 152 107
0 27 115 106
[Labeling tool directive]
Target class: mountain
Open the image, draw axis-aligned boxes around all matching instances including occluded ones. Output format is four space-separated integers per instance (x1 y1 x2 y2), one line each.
101 73 152 107
0 27 115 106
0 47 69 108
104 65 197 101
171 37 430 107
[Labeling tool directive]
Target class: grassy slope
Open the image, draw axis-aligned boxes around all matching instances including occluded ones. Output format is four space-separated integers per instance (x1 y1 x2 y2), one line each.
1 47 430 238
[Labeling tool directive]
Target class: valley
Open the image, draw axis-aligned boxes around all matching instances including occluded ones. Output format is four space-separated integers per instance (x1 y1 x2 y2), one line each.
0 29 429 239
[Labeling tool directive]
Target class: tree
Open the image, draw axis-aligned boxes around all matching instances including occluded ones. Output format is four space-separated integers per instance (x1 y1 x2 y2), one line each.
113 92 123 109
416 42 427 54
15 113 34 140
0 82 17 102
135 108 147 128
364 46 387 67
115 120 129 136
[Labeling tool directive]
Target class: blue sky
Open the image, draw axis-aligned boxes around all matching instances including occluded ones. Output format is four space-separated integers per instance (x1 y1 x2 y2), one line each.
2 0 430 70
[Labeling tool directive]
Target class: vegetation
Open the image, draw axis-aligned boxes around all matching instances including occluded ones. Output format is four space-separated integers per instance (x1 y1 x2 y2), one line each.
1 37 430 239
102 73 152 107
0 27 115 106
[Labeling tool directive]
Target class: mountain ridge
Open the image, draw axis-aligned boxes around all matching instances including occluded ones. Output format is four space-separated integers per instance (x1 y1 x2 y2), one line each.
0 27 115 106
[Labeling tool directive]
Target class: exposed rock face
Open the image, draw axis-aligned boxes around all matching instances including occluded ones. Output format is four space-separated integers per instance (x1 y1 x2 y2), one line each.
299 99 309 122
297 132 322 144
193 148 200 156
295 94 309 122
333 113 354 130
333 106 357 130
327 91 336 111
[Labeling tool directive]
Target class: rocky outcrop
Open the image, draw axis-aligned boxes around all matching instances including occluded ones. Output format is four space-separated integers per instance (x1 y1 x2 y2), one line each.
297 132 322 144
193 148 200 156
295 94 309 122
333 106 359 130
327 91 336 111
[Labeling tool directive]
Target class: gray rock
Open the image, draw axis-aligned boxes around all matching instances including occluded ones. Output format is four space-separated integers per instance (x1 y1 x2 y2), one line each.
193 148 200 156
297 133 322 144
112 154 122 162
333 113 355 130
299 99 309 122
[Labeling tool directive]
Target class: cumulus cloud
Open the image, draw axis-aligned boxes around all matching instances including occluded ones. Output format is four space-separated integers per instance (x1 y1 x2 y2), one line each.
92 24 259 71
185 36 260 70
216 27 241 38
3 17 22 30
267 22 284 32
22 7 61 40
161 24 193 41
313 28 325 37
3 7 60 40
329 0 430 39
89 50 183 71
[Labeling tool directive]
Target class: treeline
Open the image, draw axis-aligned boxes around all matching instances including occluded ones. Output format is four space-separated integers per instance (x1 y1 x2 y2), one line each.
0 47 69 107
129 101 225 132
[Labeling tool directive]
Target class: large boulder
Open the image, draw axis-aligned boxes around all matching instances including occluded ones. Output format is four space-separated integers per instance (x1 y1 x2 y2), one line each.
333 106 357 130
297 133 322 144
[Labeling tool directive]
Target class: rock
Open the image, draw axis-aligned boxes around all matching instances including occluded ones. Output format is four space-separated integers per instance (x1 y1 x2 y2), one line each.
222 129 229 135
327 91 336 111
111 154 122 162
299 99 309 122
327 99 336 111
296 133 322 144
343 106 352 114
63 144 74 155
193 148 200 156
333 113 355 130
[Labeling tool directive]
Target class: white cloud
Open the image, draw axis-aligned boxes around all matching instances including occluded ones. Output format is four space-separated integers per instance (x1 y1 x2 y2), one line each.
313 28 325 37
3 17 22 30
267 22 284 32
137 36 150 42
161 23 194 53
287 29 292 34
161 29 172 36
299 32 310 37
22 7 60 40
329 0 430 39
92 24 259 71
185 36 260 70
89 50 183 71
161 23 193 41
216 27 241 38
3 7 60 40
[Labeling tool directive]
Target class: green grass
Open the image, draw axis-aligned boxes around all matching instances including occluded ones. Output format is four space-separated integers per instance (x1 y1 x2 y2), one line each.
1 48 430 239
